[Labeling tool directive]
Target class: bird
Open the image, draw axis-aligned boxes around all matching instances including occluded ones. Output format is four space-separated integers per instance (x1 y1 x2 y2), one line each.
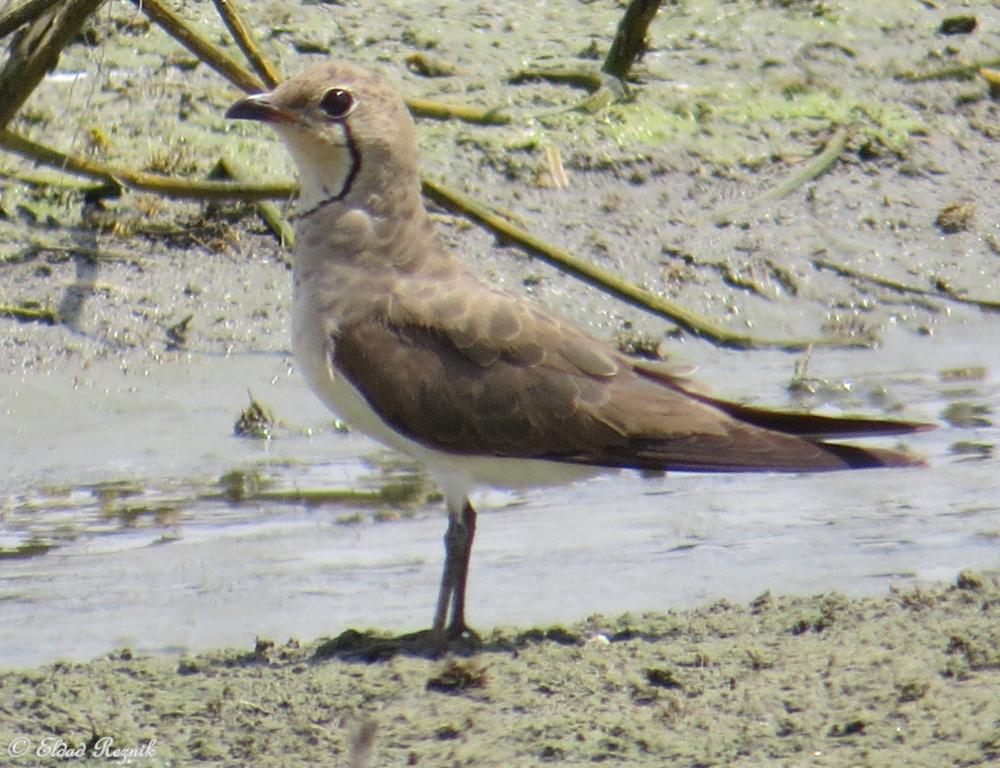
225 60 932 652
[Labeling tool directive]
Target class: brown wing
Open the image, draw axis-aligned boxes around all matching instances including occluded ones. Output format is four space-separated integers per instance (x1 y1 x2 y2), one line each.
332 304 630 458
332 284 927 472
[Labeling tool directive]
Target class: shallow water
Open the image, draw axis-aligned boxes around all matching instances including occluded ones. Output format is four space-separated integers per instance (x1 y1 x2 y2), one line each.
1 322 996 669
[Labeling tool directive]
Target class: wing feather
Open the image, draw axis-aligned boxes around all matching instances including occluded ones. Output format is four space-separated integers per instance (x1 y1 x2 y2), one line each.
331 285 927 471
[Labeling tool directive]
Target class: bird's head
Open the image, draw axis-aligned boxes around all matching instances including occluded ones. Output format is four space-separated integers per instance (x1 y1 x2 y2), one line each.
226 61 419 216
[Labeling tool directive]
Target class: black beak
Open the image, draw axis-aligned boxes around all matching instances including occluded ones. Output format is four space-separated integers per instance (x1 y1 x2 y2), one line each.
225 93 296 124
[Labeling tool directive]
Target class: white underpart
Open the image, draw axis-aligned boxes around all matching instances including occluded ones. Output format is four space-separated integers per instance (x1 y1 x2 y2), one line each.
277 124 354 213
291 296 600 517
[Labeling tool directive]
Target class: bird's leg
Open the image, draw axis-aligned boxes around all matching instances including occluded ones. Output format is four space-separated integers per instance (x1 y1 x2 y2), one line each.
430 497 478 647
446 499 477 640
430 538 454 641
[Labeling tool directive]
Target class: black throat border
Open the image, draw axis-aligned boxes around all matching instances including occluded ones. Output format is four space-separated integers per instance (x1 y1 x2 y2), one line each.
300 121 362 219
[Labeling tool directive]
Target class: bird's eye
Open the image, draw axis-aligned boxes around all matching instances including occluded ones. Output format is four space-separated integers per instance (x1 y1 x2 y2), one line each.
319 88 355 119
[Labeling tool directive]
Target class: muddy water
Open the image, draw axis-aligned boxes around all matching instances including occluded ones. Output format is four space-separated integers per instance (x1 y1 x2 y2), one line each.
2 320 995 668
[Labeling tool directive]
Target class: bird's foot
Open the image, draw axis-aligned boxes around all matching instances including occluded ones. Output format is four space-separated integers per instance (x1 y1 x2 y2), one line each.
409 622 482 657
446 620 480 643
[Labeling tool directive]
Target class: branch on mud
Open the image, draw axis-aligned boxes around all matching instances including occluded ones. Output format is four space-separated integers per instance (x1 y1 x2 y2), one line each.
0 0 107 131
510 0 662 112
0 0 60 40
404 98 510 125
146 0 509 124
602 0 662 81
0 303 58 324
897 56 1000 83
980 67 1000 96
422 178 867 351
130 0 264 93
0 129 296 201
813 256 1000 314
404 97 510 125
509 68 605 91
211 0 281 89
210 157 295 255
711 127 849 225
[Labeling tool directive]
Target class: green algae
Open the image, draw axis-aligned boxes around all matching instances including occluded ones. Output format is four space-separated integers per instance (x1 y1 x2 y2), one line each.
1 574 997 766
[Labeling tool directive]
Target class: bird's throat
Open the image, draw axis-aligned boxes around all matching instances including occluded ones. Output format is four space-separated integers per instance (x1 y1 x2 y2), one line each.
281 125 361 217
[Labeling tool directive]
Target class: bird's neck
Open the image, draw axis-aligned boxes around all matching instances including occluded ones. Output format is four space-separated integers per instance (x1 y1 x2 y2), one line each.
293 169 446 277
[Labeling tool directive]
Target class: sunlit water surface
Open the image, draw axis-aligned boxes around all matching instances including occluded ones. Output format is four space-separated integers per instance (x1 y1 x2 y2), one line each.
1 324 996 668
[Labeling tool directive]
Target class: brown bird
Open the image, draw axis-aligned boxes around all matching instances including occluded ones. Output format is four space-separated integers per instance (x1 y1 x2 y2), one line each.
226 61 932 651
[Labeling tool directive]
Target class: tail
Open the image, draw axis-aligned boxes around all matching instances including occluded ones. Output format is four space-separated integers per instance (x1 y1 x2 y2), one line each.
634 361 936 440
556 364 934 474
683 395 935 442
687 392 933 470
811 441 927 469
561 430 928 474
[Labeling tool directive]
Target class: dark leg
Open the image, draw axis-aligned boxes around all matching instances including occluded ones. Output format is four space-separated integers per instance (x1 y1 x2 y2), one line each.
430 497 478 648
317 499 479 661
446 500 477 639
431 514 460 638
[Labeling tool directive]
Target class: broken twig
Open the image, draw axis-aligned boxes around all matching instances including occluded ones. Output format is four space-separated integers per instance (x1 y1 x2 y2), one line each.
0 0 106 131
1 129 295 201
0 0 61 41
0 304 58 324
210 157 295 252
813 256 1000 313
711 127 849 225
211 0 281 89
130 0 263 93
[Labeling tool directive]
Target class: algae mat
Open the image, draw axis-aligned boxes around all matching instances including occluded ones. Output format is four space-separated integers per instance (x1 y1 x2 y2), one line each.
1 574 998 766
